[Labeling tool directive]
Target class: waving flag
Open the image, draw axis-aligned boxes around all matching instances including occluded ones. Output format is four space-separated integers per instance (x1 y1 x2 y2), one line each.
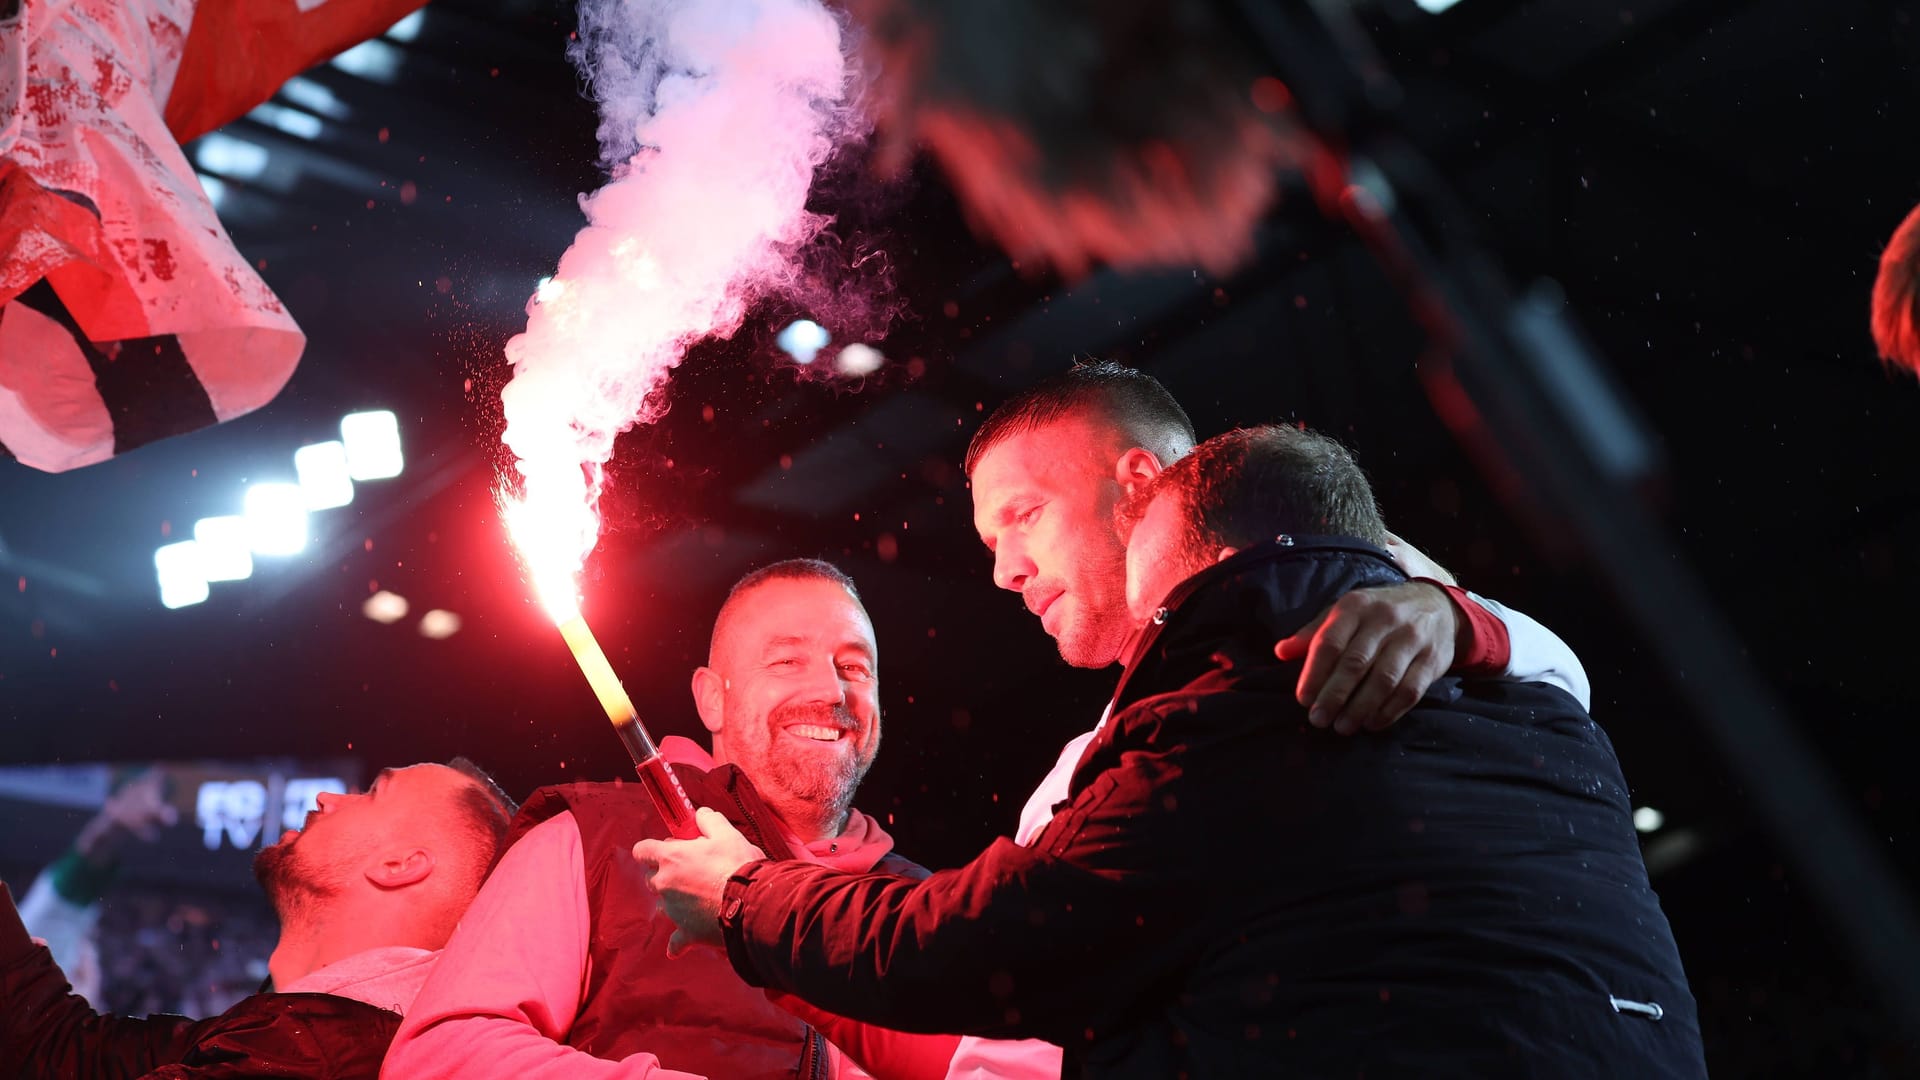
0 0 424 471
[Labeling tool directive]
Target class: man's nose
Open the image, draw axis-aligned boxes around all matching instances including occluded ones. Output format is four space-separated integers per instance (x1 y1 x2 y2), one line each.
796 655 851 705
992 544 1033 593
314 790 347 812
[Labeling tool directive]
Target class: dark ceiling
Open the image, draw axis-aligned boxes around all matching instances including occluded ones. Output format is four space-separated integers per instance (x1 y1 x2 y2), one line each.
3 0 1918 1072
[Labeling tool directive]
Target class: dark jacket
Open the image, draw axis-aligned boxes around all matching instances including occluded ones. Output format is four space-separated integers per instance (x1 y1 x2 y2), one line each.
513 761 927 1079
1 883 398 1079
720 537 1708 1078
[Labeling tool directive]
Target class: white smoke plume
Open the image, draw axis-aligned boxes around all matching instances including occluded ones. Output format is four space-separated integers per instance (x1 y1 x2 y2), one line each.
498 0 861 619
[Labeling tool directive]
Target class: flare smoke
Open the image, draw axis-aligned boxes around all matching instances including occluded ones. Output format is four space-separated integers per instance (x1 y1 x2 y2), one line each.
498 0 860 617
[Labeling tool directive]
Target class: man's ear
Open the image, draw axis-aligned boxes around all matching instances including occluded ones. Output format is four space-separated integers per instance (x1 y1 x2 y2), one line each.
691 666 725 735
366 848 434 890
1113 447 1164 498
1215 546 1239 564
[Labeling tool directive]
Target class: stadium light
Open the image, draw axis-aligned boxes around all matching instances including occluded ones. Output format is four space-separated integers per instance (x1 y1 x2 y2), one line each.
834 343 885 377
340 410 403 481
294 441 355 510
155 541 210 609
192 516 254 581
418 609 462 639
776 319 830 365
363 590 410 624
330 38 404 83
243 483 309 556
192 133 269 181
279 76 351 121
386 9 426 42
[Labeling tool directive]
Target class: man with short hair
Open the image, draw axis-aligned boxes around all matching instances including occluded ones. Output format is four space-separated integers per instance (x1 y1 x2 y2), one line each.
964 360 1585 727
0 757 516 1079
641 424 1706 1077
383 558 925 1080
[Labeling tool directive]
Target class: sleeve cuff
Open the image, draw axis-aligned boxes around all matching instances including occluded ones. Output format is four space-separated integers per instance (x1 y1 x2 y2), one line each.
720 859 778 986
1419 578 1511 674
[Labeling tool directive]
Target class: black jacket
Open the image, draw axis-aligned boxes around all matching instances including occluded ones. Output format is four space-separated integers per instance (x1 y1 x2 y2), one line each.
721 537 1708 1078
1 884 398 1079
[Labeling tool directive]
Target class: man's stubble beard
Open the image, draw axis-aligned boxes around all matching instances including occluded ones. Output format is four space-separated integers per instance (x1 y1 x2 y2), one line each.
749 701 877 832
252 840 342 923
1055 544 1134 669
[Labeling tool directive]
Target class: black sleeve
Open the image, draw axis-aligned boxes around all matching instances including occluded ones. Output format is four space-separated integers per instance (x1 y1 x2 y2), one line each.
132 994 400 1080
1 881 197 1078
723 691 1268 1046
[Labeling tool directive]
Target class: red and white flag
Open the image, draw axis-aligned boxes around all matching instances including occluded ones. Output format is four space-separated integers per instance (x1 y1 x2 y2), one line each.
0 0 424 471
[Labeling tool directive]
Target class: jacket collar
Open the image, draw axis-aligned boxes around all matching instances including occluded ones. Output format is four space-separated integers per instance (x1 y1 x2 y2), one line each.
659 736 897 870
1105 535 1405 716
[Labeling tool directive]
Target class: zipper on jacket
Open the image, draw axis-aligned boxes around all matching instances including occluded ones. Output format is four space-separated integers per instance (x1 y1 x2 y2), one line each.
797 1024 827 1080
721 776 795 861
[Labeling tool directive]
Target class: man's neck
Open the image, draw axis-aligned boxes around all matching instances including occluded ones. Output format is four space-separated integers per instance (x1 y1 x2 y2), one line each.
267 918 331 989
775 802 850 846
267 904 421 988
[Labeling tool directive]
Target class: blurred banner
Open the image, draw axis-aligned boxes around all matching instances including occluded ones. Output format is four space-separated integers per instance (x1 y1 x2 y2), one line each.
0 757 361 891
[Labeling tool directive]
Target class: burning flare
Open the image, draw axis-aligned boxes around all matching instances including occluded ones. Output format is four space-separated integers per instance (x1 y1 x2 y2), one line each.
497 0 861 618
496 0 857 841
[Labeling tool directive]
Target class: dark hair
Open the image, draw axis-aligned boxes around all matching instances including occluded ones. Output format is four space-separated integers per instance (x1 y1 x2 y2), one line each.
964 360 1196 476
445 756 517 883
724 558 860 604
710 559 865 663
1128 425 1388 559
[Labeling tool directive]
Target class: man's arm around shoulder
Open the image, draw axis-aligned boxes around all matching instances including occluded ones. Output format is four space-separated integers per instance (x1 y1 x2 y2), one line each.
718 689 1277 1047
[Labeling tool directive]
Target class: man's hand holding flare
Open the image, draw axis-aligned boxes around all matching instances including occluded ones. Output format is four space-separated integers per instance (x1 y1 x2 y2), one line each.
633 807 765 957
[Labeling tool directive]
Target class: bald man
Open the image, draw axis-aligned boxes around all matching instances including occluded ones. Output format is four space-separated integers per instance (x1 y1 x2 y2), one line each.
1 758 515 1080
385 559 927 1080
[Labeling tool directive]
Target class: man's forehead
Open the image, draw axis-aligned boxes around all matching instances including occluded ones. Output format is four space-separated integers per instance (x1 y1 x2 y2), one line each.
754 628 874 655
971 428 1063 511
726 579 874 648
375 762 464 795
971 418 1122 524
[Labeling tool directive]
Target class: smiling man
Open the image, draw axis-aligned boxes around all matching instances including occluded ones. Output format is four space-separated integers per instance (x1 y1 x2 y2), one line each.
1 758 514 1080
384 558 926 1080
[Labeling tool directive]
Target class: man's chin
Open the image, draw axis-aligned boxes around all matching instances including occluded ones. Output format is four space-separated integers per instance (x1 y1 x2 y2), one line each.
251 842 318 903
1054 627 1126 669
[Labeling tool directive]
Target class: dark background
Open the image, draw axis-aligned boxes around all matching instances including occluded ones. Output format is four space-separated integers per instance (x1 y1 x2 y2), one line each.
2 0 1916 1074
